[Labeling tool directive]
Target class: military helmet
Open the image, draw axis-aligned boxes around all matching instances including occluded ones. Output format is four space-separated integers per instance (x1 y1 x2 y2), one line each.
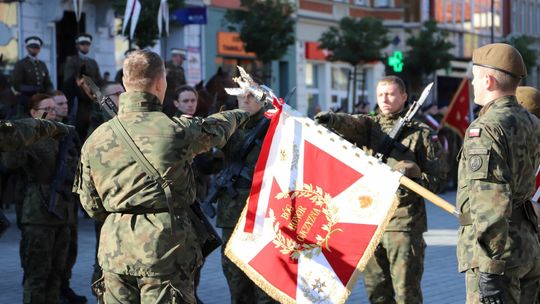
472 43 527 79
516 86 540 118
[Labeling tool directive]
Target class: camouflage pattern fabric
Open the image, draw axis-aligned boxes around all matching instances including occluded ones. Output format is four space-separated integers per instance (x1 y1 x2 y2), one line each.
75 91 249 301
0 118 71 152
221 228 278 304
20 225 69 304
456 96 540 302
319 110 447 303
465 261 540 304
12 56 53 96
363 231 426 304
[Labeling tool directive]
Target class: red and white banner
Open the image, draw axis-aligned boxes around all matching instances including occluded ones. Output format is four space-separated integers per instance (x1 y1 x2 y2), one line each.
225 102 402 304
533 165 540 203
442 78 471 138
122 0 141 40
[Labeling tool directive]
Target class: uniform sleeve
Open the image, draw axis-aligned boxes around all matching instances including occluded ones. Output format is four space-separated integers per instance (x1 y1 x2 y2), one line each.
42 63 54 93
11 61 24 92
467 124 511 274
0 118 70 152
74 147 108 222
417 127 448 194
175 109 250 154
324 113 370 146
63 57 76 83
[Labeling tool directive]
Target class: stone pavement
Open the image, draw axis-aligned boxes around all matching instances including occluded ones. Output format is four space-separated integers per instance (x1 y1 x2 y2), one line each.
0 191 463 303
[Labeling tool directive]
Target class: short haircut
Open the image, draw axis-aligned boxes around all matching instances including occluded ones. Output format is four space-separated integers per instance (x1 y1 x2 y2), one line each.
122 50 165 91
29 93 52 111
477 65 521 92
377 75 407 94
175 85 198 100
51 90 65 97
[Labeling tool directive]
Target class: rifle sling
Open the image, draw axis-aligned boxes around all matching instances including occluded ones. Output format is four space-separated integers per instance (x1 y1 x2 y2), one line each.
109 117 179 239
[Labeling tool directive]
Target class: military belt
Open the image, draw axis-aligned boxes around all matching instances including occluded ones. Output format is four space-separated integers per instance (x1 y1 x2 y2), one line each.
117 206 172 215
459 202 535 229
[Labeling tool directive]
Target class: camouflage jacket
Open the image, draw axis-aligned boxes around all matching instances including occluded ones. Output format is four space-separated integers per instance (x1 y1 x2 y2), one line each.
325 110 447 233
74 91 249 276
216 108 269 228
63 54 101 86
1 135 77 225
0 118 70 151
12 56 53 95
456 96 540 274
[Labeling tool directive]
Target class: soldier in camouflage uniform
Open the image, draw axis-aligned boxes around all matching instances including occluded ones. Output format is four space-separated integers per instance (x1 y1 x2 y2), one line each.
74 50 249 303
163 48 187 117
214 82 278 304
315 76 447 304
2 94 76 304
456 43 540 304
12 36 53 116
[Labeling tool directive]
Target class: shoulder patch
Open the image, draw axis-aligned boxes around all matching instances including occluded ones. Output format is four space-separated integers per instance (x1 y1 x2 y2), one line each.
468 128 481 137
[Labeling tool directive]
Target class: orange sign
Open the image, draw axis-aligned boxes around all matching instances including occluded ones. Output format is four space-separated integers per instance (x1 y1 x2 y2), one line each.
217 32 256 58
305 41 330 60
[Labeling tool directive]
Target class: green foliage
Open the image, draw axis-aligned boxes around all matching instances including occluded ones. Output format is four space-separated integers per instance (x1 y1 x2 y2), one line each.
503 35 538 75
111 0 184 49
404 20 454 78
319 16 390 65
225 0 296 64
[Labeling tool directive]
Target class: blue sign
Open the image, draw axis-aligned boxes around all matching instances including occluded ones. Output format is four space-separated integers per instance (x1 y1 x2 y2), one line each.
172 6 207 25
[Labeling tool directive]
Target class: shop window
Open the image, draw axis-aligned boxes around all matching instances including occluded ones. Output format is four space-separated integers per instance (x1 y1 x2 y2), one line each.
306 63 321 118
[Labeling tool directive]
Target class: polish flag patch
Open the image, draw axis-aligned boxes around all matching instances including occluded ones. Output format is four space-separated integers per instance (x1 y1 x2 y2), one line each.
468 128 481 137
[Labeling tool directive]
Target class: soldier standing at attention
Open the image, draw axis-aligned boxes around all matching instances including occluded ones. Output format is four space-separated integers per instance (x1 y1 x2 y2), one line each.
163 48 187 117
315 75 447 304
2 94 74 304
214 79 278 304
63 33 102 141
12 36 53 115
74 50 249 303
456 43 540 304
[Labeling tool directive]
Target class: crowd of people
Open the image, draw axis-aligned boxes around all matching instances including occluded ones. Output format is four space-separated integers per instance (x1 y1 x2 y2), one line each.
0 32 539 304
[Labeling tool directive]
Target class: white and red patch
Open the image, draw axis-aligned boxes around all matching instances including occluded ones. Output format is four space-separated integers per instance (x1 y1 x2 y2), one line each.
468 128 481 138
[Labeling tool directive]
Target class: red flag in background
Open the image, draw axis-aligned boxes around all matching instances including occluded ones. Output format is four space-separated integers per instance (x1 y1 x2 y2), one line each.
533 165 540 203
442 78 471 138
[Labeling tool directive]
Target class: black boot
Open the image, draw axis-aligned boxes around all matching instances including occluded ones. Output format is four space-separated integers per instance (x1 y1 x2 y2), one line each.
60 286 88 304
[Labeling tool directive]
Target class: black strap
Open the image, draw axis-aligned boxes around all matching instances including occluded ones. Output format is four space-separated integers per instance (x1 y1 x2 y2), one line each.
109 117 178 239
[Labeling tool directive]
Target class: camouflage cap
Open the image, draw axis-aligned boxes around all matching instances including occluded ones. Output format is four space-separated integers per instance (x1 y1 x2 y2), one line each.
516 86 540 118
472 43 527 79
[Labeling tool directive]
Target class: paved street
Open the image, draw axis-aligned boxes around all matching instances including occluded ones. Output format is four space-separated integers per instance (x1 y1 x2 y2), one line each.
0 191 463 303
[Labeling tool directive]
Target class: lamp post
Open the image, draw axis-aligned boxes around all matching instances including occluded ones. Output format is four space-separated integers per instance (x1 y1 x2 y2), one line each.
490 0 494 43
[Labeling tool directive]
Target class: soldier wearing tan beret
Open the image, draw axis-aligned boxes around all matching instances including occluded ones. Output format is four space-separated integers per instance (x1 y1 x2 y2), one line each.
457 43 540 303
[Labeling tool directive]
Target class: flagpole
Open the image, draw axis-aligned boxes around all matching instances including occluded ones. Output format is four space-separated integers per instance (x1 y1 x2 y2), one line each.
399 176 458 216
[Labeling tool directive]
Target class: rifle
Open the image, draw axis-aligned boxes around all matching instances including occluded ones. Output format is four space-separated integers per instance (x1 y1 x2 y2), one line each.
80 75 118 118
48 96 78 218
375 82 434 162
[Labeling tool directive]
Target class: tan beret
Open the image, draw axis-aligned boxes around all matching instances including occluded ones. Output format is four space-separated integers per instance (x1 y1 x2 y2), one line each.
516 86 540 118
472 43 527 79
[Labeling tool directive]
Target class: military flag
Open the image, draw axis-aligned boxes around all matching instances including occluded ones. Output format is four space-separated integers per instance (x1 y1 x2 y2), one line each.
122 0 142 40
442 78 471 138
157 0 169 36
72 0 84 22
225 101 402 304
533 165 540 203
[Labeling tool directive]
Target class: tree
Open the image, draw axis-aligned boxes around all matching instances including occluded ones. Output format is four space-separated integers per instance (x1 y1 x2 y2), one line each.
225 0 295 85
319 16 390 107
503 34 538 80
111 0 184 49
403 20 454 93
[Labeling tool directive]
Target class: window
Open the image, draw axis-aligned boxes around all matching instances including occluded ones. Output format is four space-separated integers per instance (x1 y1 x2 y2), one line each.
306 63 321 118
374 0 391 8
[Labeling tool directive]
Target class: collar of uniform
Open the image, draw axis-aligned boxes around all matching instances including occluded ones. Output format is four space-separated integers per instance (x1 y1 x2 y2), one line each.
244 107 266 128
26 55 38 61
478 95 516 116
378 107 407 125
118 91 163 113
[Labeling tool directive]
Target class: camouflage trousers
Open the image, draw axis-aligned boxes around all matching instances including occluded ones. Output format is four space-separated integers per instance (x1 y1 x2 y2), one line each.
221 228 278 304
20 224 69 304
94 270 198 304
61 223 78 290
363 231 426 304
465 260 540 304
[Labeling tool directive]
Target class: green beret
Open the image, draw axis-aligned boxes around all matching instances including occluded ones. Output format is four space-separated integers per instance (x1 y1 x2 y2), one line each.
516 86 540 118
472 43 527 79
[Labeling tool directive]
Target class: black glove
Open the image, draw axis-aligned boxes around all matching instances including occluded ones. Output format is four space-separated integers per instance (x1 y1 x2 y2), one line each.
314 111 334 126
479 272 505 304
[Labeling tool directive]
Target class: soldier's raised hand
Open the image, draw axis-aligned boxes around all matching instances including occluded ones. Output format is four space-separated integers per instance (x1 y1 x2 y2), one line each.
314 111 334 126
393 160 422 179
